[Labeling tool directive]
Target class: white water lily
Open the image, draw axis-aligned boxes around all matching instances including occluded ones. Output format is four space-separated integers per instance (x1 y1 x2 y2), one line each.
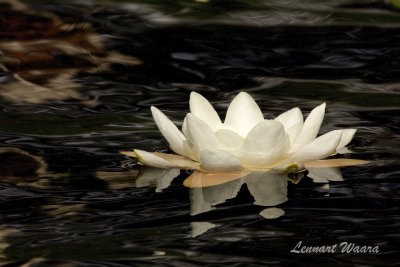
122 91 366 172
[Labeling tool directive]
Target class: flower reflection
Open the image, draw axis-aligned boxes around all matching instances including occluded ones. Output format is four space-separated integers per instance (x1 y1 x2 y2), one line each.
134 165 354 237
189 175 244 215
135 168 292 216
190 222 217 238
135 167 180 192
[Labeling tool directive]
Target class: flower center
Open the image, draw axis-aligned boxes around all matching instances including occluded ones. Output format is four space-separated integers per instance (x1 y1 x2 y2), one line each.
286 163 300 174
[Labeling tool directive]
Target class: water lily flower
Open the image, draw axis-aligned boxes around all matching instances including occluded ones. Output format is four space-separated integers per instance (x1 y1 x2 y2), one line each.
122 91 367 172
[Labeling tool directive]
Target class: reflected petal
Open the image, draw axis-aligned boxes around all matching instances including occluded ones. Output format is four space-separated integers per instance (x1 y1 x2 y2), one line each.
259 207 285 219
200 149 242 172
239 120 287 168
151 106 194 158
191 222 216 237
292 130 342 164
135 167 180 192
307 167 343 183
245 172 288 206
293 103 326 150
189 188 213 216
224 92 264 137
184 170 248 188
190 92 221 131
304 158 369 168
201 179 243 206
189 175 243 215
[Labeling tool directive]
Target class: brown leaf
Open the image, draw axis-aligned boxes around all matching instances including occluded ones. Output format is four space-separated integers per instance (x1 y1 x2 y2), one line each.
305 159 369 168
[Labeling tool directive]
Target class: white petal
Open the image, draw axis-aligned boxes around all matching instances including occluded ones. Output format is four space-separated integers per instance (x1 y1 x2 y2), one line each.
215 129 244 156
134 149 173 169
275 107 304 147
292 130 342 164
189 92 221 131
185 113 221 156
274 107 303 131
239 120 287 168
307 167 343 183
286 122 303 147
200 149 242 172
293 103 326 150
224 92 264 137
151 106 194 158
182 116 188 136
154 151 201 169
337 129 357 150
134 149 200 169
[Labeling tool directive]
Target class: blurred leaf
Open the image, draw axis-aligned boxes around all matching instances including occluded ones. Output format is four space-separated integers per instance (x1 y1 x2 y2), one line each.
391 0 400 8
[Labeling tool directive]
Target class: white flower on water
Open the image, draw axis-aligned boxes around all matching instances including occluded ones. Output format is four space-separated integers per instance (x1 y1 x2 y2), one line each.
123 91 366 172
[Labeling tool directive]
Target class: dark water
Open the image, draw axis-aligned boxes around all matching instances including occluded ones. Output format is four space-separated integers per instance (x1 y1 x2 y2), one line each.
1 0 399 266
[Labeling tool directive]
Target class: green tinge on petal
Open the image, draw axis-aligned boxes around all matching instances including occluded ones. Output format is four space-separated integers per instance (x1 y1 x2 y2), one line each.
200 149 242 172
239 120 288 168
189 92 222 131
151 106 194 159
224 92 264 137
292 130 342 164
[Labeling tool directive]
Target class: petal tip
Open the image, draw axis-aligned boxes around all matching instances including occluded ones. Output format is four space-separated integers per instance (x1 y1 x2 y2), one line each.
319 102 326 110
120 150 137 157
150 106 161 117
190 91 201 98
